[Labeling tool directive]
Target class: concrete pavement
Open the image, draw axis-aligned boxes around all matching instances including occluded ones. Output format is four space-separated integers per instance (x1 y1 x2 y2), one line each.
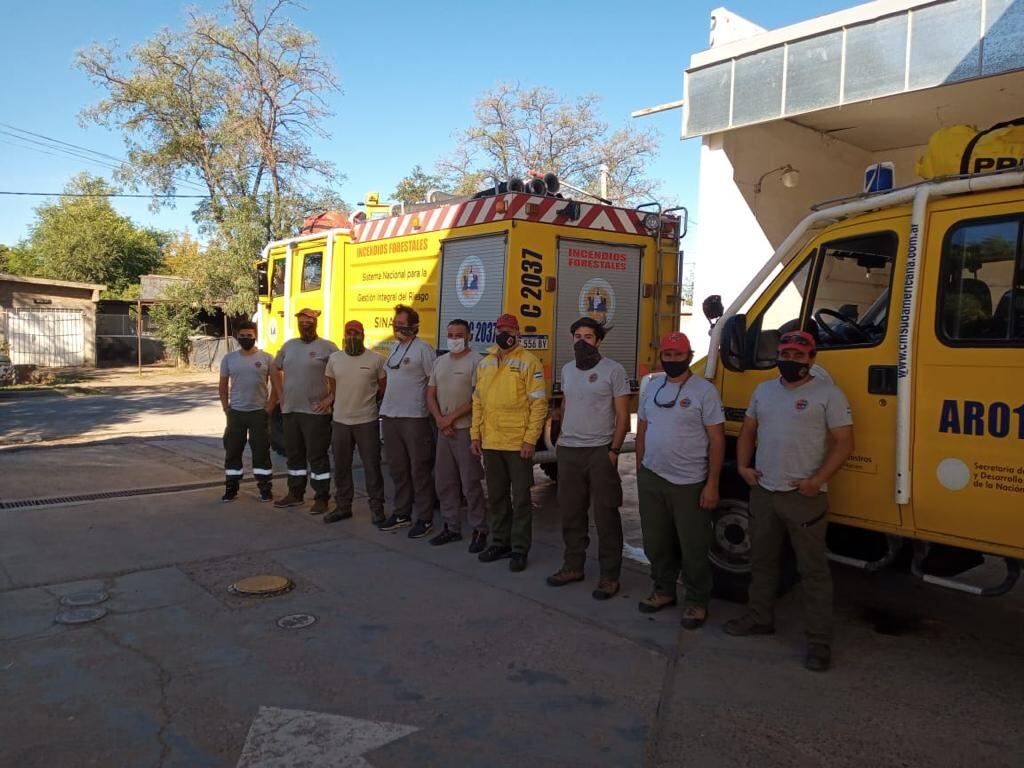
1 378 1023 767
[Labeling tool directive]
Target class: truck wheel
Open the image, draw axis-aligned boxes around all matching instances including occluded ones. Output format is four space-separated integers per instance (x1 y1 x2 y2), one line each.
709 483 798 603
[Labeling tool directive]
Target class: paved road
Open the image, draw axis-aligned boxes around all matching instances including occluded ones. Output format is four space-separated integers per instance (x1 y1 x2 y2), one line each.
1 384 1022 767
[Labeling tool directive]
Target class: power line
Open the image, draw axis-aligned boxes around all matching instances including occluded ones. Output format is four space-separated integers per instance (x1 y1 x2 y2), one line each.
0 191 210 198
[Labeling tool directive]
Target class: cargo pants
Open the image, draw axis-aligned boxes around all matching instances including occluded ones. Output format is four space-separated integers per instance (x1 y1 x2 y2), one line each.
223 409 273 495
283 412 332 501
331 419 385 520
637 466 712 610
482 449 534 554
556 445 624 580
747 485 833 645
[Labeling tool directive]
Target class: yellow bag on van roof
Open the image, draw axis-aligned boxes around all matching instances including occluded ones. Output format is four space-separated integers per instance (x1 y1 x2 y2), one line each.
916 119 1024 178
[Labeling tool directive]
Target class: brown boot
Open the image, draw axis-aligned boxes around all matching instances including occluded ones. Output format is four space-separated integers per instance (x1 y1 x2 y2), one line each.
545 568 585 587
638 592 677 614
308 498 329 515
273 492 304 508
592 579 621 601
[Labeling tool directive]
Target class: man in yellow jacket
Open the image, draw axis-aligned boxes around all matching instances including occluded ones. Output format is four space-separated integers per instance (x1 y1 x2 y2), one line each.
471 313 548 572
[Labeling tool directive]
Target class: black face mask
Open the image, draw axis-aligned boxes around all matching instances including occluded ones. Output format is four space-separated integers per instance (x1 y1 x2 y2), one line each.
395 324 418 338
237 337 256 350
344 337 364 356
496 332 516 350
573 339 601 370
778 359 810 383
661 359 689 379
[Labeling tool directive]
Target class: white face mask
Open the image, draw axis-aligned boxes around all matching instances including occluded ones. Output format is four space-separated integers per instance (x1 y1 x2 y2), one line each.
446 337 466 354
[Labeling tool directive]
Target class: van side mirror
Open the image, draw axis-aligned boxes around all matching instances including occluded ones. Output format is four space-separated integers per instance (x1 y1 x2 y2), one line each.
703 295 725 325
753 329 780 369
257 265 269 296
720 313 747 372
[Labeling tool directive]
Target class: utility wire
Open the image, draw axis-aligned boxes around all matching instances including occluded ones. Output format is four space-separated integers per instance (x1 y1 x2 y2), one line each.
0 191 210 198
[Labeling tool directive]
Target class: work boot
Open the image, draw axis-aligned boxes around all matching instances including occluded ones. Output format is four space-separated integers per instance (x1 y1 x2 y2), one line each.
468 530 488 554
805 643 832 672
274 492 304 508
509 553 528 572
546 568 585 587
723 614 776 637
478 544 512 563
221 489 238 503
638 593 678 614
308 498 329 515
680 606 708 630
323 506 352 524
592 579 620 601
257 488 273 503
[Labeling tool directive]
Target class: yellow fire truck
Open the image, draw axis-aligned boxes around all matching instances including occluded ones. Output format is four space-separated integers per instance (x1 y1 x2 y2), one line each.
698 164 1024 598
256 178 686 468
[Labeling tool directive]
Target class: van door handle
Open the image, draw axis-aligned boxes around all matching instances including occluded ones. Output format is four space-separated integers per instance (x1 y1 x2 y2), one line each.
867 365 897 395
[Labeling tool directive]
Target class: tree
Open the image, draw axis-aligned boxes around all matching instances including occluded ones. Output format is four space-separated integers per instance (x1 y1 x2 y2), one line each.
19 173 163 296
392 165 445 205
438 83 662 206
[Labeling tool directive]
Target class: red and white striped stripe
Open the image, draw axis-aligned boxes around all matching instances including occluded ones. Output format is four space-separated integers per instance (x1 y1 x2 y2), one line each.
351 194 652 243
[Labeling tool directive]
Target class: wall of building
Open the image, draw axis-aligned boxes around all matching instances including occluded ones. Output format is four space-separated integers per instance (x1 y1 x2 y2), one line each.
0 281 99 366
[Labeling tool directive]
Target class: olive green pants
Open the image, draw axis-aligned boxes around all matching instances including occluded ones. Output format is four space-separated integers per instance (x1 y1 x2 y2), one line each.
747 485 832 645
223 409 273 494
637 466 712 609
556 445 623 579
482 450 534 554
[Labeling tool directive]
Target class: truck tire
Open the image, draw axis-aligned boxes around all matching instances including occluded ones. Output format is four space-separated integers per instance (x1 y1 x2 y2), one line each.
709 473 797 603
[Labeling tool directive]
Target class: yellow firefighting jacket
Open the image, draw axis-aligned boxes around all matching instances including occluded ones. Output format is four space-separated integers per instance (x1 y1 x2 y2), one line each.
470 345 548 451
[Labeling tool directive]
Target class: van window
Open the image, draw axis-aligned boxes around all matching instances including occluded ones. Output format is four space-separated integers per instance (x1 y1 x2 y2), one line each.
938 216 1023 346
808 232 897 349
301 252 323 292
270 260 286 298
755 255 814 337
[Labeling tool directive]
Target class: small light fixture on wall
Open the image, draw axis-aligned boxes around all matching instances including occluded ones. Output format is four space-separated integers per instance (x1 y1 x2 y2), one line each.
753 164 800 194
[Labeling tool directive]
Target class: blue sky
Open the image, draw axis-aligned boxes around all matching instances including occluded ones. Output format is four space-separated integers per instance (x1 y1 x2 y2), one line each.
0 0 855 248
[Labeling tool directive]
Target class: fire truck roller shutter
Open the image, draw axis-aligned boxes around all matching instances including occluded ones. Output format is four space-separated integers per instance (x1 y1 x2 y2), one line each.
554 238 643 386
437 234 508 350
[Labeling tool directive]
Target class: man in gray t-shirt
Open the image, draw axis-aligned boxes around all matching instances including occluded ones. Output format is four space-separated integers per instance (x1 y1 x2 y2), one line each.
218 320 276 502
547 317 631 600
725 330 854 673
271 308 338 514
635 332 725 630
426 319 487 550
378 304 437 538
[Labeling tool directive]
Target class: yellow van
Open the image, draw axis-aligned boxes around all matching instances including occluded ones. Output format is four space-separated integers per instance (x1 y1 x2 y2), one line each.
700 169 1024 598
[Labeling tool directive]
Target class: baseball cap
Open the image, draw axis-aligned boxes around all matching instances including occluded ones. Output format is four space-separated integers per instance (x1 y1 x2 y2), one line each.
295 308 321 319
496 313 520 333
659 332 692 354
344 320 364 333
778 330 816 352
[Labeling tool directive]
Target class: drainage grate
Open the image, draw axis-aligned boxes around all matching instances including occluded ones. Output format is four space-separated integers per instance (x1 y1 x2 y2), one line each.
0 474 288 511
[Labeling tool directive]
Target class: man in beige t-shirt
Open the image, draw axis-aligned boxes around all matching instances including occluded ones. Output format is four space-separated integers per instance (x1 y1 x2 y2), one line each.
321 320 387 524
426 319 487 552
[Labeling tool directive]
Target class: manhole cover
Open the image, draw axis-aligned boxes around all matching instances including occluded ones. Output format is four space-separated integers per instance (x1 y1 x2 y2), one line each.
56 606 108 625
60 591 110 607
228 574 293 597
277 613 317 630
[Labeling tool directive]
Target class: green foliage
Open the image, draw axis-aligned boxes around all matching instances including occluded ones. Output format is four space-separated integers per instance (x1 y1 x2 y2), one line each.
439 83 662 205
18 173 163 295
393 165 445 204
148 283 204 364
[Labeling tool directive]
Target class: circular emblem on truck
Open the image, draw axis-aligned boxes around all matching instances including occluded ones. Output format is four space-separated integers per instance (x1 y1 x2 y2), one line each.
579 278 615 324
936 458 970 491
456 256 486 308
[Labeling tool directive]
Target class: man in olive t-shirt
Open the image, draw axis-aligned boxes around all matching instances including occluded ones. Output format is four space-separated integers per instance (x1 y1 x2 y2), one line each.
322 320 387 525
272 308 338 514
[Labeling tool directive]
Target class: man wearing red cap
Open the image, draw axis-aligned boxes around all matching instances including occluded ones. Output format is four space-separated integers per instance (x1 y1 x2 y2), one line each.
470 313 548 572
321 319 387 525
272 308 338 513
725 330 853 672
635 332 725 630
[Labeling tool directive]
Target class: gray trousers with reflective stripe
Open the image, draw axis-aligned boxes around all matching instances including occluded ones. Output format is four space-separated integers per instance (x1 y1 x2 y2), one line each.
223 409 272 493
283 412 332 500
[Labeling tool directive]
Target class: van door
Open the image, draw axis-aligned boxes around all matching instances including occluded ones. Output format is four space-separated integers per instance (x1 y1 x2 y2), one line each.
265 246 288 354
913 203 1024 550
291 241 326 339
437 234 507 351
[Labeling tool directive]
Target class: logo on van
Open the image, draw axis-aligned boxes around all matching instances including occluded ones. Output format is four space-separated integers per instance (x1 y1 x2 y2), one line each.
579 278 615 324
456 256 486 308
